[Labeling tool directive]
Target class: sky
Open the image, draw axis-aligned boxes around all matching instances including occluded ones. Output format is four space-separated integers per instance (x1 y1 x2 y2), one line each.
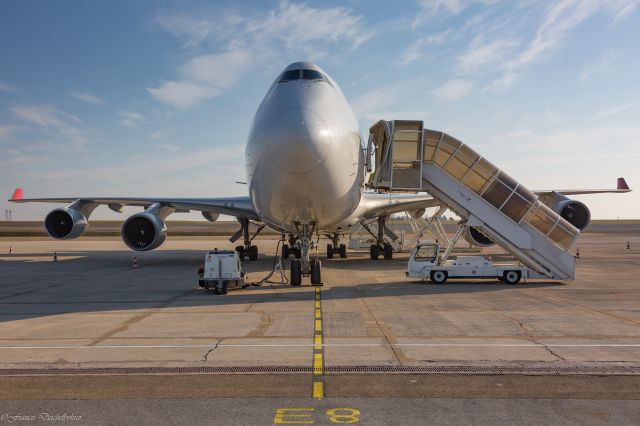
1 0 639 221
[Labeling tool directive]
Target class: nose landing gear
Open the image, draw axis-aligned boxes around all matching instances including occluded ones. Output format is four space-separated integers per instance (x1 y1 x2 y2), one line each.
289 223 322 286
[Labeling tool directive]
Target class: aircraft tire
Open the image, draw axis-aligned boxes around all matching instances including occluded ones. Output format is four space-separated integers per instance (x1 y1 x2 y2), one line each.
339 244 347 258
282 244 290 259
383 243 393 259
327 244 334 259
370 244 379 260
290 260 302 286
311 259 322 285
248 245 258 261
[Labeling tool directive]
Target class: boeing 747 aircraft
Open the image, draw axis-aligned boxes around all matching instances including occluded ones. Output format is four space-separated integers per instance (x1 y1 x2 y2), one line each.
9 62 631 285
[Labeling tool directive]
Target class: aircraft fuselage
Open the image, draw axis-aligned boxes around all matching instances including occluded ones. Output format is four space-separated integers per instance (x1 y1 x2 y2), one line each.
245 62 364 232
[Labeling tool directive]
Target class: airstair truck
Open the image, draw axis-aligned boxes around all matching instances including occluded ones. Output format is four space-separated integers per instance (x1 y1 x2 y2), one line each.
367 120 580 281
407 241 533 284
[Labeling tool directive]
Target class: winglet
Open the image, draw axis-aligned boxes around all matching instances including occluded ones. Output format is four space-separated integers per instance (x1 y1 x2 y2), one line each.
9 187 24 201
617 177 630 190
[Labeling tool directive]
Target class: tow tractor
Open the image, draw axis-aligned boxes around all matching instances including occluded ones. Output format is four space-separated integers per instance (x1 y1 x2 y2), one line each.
407 241 531 285
198 249 246 294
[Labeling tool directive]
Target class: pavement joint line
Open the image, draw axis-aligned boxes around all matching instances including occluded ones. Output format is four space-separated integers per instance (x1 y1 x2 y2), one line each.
2 343 640 349
312 286 324 399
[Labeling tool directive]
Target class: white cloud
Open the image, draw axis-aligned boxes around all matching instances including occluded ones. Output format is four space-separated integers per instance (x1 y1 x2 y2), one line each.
148 50 251 109
490 0 638 90
456 37 520 73
150 1 372 108
0 83 17 93
400 30 450 65
0 125 17 140
9 105 87 149
118 111 145 128
155 143 180 152
432 79 474 101
412 0 503 30
594 101 639 119
25 145 243 183
149 131 165 140
71 91 105 105
579 50 624 82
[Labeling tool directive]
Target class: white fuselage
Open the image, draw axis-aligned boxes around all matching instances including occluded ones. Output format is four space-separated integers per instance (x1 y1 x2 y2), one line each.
245 62 364 232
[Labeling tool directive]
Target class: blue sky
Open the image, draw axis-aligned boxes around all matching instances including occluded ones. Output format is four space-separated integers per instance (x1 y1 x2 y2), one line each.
1 0 639 220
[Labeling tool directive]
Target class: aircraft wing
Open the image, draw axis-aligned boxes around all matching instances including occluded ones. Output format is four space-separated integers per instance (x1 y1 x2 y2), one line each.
8 188 259 220
533 177 631 197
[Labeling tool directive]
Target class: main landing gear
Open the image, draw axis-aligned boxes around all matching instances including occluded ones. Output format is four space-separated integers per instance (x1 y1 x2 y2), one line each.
369 216 393 260
234 218 264 261
326 233 347 259
289 223 322 286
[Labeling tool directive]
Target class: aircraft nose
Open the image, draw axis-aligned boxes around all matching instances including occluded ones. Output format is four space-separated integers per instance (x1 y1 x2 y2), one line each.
268 108 332 173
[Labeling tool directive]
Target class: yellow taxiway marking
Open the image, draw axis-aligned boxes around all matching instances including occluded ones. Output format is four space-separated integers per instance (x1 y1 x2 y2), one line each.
312 381 324 400
312 287 324 399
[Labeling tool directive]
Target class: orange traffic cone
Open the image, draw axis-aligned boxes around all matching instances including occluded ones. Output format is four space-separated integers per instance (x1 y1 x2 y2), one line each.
53 252 58 262
133 257 139 268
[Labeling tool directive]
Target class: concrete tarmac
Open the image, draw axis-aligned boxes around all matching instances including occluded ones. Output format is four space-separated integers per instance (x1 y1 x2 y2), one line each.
0 226 639 424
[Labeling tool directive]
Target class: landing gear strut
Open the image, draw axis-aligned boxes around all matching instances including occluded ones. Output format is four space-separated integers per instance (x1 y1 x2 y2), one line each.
290 223 322 286
234 218 264 261
369 216 393 260
326 233 347 259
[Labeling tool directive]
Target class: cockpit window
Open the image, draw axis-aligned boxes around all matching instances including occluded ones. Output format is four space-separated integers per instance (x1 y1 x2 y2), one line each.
279 70 300 82
302 69 324 80
278 69 333 87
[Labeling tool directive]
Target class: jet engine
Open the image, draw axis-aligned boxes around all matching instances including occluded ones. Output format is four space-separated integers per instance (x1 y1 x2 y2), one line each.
44 207 88 240
202 211 220 222
122 212 167 251
462 226 495 247
552 198 591 230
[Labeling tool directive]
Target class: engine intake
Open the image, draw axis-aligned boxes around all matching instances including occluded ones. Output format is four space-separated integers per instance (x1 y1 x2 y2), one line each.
122 212 167 251
553 199 591 230
463 226 495 247
44 208 88 240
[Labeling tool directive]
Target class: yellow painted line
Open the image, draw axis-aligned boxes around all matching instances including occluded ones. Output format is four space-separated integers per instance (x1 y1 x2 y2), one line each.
315 319 322 331
313 381 323 399
315 301 320 309
314 353 323 374
315 310 321 319
314 335 322 346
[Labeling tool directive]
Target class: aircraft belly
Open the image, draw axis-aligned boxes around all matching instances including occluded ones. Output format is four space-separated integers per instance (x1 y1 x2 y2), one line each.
251 151 361 231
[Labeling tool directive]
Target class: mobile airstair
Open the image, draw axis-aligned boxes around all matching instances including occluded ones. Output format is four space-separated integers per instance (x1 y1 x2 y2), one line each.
367 120 578 280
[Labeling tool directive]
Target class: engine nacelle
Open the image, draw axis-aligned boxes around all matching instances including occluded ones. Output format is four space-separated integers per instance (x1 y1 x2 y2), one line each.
44 207 88 240
202 211 220 222
462 226 495 247
122 212 167 251
552 198 591 230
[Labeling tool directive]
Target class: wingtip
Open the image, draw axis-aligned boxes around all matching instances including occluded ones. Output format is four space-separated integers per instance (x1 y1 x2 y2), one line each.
9 187 23 201
617 177 630 191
